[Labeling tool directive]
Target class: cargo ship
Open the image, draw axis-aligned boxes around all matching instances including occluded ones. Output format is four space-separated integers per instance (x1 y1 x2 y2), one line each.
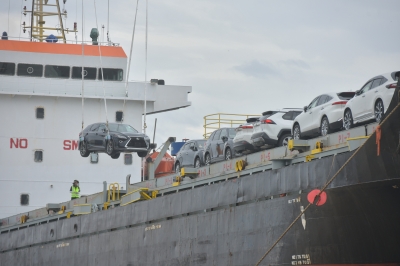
1 1 400 265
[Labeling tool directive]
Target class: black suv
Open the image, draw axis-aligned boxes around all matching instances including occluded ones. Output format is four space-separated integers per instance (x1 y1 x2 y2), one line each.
79 123 153 159
203 128 236 165
174 139 206 173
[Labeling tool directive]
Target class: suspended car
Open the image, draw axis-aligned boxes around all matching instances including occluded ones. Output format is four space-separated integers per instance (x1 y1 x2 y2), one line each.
79 122 155 159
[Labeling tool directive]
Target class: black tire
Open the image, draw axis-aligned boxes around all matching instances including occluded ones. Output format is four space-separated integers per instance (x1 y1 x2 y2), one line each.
375 100 384 123
278 133 292 147
225 147 232 160
194 157 201 168
175 162 181 173
343 109 353 130
320 116 330 136
293 124 301 140
205 153 211 165
111 153 120 159
80 141 90 157
106 140 114 155
137 151 148 158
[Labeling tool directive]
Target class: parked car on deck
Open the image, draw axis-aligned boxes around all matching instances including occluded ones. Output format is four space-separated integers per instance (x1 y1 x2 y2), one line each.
174 139 206 173
233 117 260 154
79 122 153 159
251 109 302 148
203 128 236 165
292 92 355 139
343 71 399 130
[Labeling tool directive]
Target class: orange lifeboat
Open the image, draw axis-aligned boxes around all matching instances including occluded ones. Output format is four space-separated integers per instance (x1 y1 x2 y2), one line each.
142 151 175 179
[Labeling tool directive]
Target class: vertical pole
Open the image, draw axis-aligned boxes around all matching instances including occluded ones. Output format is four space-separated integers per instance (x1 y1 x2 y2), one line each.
55 0 66 43
30 0 35 41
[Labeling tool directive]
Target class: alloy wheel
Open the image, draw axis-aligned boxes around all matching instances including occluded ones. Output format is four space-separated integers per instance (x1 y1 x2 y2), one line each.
107 140 114 155
321 118 329 136
205 154 211 165
343 110 352 130
282 136 291 147
293 125 300 140
195 158 201 168
225 148 232 160
175 163 181 173
375 101 384 123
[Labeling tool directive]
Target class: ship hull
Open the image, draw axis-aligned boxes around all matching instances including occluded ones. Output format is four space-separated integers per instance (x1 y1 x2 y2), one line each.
1 88 400 265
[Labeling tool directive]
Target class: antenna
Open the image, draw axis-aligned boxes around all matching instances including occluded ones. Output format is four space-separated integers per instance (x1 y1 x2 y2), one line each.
23 0 77 43
107 0 110 45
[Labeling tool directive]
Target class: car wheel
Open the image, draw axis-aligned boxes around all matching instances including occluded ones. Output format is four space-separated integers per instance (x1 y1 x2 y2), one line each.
106 140 114 155
225 148 232 160
194 157 201 168
80 141 90 157
278 133 292 147
343 109 353 130
293 124 301 140
205 153 211 165
111 153 120 159
175 162 181 173
320 117 330 136
375 100 384 123
137 151 147 158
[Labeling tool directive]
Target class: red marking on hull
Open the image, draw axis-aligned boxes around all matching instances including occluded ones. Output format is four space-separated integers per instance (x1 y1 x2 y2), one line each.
307 189 327 206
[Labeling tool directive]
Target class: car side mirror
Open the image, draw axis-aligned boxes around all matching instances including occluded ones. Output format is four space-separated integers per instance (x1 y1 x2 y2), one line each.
190 146 197 151
355 90 360 96
303 106 307 112
222 136 228 142
102 128 107 133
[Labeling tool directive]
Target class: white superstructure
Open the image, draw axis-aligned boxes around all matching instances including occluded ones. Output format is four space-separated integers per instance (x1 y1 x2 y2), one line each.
0 40 192 219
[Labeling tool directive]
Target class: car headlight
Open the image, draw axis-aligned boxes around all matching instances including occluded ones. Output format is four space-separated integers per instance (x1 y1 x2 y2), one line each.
116 135 128 140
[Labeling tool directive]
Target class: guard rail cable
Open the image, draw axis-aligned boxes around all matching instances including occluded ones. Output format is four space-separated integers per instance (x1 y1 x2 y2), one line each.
255 99 400 266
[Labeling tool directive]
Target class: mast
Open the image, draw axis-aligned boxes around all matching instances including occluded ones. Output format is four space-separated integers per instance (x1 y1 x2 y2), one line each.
23 0 76 43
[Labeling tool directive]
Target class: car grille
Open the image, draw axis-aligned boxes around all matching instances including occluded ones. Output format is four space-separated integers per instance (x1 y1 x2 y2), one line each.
127 138 147 148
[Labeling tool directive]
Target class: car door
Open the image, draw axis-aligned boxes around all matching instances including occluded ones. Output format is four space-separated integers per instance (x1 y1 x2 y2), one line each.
351 80 373 120
87 123 100 148
176 143 188 167
94 124 107 149
183 141 196 167
299 96 320 134
365 78 383 117
210 130 222 161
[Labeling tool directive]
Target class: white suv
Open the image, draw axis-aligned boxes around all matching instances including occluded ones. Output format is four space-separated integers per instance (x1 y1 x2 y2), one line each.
232 117 260 154
343 71 399 130
251 109 302 148
292 92 355 139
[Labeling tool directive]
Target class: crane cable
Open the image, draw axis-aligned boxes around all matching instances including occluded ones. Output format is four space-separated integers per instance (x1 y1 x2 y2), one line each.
93 0 110 133
80 0 85 130
122 0 140 119
255 99 400 266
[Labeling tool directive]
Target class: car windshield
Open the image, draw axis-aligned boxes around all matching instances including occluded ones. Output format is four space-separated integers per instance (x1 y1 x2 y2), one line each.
228 128 236 138
197 140 206 149
109 124 138 133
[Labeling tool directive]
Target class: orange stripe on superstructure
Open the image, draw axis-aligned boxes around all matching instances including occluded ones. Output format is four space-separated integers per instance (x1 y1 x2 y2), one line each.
0 40 127 58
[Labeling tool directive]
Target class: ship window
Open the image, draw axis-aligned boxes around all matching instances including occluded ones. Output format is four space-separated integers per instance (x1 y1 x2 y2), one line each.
116 111 123 122
34 150 43 162
98 68 123 81
124 154 132 165
45 65 70 78
71 67 97 80
20 194 29 206
0 62 15 75
17 63 43 77
90 153 99 163
36 107 44 119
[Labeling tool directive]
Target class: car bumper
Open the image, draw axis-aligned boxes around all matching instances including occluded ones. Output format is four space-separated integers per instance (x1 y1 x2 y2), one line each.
233 141 256 153
251 132 278 147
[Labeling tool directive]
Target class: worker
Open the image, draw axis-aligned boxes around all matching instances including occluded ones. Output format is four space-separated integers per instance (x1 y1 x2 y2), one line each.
70 180 80 200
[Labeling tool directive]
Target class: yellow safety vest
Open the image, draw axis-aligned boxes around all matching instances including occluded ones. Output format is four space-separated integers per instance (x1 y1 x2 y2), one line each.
71 186 80 198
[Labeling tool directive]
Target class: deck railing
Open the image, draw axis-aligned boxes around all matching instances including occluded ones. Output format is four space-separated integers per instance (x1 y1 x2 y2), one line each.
203 113 259 139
